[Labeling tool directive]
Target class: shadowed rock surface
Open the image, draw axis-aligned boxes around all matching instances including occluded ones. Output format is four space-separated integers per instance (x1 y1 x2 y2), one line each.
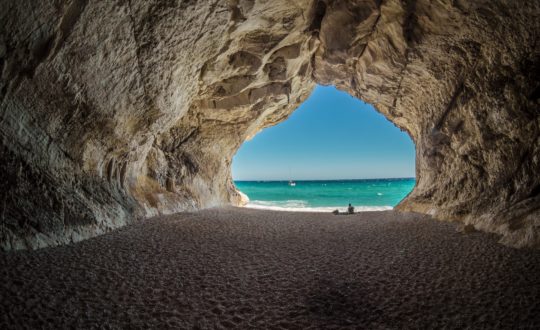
1 208 539 328
0 0 539 249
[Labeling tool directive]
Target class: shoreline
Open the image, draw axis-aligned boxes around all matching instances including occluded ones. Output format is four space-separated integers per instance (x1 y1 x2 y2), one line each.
243 202 393 213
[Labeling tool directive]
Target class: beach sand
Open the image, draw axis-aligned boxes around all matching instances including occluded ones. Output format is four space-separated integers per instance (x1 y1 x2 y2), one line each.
1 207 539 329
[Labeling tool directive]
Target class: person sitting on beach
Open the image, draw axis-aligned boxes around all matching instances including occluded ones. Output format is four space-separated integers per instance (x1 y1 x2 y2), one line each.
348 203 354 214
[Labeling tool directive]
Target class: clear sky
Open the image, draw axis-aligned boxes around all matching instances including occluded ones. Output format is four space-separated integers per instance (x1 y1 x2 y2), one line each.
232 85 416 181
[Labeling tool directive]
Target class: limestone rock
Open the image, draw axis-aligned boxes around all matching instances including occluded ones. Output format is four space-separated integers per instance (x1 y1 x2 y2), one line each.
0 0 538 249
457 224 477 234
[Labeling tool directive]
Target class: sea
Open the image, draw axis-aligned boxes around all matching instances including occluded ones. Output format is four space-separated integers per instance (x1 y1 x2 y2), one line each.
234 178 416 212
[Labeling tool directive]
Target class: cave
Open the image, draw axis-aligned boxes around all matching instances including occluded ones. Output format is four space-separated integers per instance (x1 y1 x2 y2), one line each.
0 0 538 252
1 1 540 327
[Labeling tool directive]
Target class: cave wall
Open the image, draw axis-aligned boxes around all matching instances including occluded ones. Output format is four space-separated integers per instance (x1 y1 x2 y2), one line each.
0 0 538 250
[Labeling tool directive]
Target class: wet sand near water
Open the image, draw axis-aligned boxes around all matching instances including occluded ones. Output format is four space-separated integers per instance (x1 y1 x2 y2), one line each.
1 207 539 329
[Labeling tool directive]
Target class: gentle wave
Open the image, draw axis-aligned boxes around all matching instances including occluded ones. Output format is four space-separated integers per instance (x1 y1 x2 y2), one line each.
235 179 415 210
245 200 393 213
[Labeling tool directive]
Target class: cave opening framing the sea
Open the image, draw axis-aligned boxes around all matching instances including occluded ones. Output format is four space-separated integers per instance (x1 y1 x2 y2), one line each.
231 85 417 212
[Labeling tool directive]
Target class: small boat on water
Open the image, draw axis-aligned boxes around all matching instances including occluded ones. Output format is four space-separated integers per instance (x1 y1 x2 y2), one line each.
288 168 296 186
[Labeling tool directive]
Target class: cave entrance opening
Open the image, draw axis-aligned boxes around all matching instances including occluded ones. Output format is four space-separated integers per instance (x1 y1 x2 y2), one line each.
232 85 416 212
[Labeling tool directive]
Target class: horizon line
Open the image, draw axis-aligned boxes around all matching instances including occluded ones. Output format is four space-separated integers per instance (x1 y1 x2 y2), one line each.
234 177 416 182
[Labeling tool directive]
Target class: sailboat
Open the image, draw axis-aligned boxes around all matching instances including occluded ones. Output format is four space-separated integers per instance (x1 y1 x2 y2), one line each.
288 167 296 186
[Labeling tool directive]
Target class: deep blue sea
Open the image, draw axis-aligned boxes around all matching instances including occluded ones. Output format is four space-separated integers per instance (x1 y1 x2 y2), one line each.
234 178 415 212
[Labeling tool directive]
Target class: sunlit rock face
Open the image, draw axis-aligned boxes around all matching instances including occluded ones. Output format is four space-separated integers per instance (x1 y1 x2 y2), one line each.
0 0 538 249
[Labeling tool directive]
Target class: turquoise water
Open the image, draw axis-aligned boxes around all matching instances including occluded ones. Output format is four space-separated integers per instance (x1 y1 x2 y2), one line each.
234 178 415 212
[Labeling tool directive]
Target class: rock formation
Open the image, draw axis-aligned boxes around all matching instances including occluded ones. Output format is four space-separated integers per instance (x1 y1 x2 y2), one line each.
0 0 538 249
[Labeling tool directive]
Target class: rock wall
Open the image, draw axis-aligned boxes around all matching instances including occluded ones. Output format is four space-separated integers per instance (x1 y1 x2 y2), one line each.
0 0 538 249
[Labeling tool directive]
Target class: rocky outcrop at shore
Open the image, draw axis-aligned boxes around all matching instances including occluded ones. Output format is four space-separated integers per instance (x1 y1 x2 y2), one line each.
1 0 538 249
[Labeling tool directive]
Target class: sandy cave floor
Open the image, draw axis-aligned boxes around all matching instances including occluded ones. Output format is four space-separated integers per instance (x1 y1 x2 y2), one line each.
1 207 539 329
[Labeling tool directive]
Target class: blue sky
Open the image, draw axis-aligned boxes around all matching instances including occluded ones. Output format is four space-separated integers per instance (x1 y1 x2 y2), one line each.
232 85 415 181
